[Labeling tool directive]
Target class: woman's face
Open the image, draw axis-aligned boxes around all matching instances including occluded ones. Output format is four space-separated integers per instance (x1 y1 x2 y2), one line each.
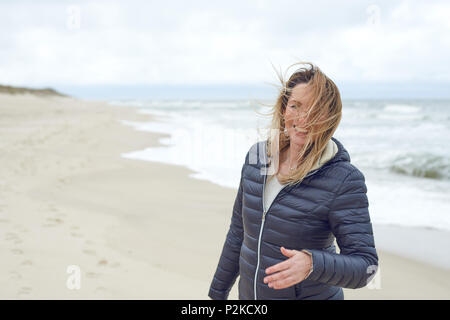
282 83 313 148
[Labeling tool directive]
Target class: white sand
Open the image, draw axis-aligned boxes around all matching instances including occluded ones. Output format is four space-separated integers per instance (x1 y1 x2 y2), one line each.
0 93 449 299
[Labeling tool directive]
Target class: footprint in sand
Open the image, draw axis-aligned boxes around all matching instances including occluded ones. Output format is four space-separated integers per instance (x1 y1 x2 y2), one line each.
13 224 26 232
86 272 101 279
43 217 64 227
5 232 19 241
21 260 33 266
97 259 108 266
9 271 22 280
11 248 23 255
47 203 58 212
12 225 29 233
56 212 66 218
97 259 120 268
82 249 96 256
95 286 107 294
84 239 95 245
18 287 32 295
70 232 83 238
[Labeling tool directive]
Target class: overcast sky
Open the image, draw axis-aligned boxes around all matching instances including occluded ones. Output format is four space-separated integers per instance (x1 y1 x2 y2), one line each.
0 0 449 98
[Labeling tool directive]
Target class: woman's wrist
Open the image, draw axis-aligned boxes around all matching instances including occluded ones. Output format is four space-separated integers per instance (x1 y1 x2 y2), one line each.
301 249 314 280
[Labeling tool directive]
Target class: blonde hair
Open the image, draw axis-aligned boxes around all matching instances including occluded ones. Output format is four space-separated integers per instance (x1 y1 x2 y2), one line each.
264 61 342 186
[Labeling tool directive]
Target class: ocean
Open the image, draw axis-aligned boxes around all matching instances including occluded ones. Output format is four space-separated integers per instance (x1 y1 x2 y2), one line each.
111 98 450 233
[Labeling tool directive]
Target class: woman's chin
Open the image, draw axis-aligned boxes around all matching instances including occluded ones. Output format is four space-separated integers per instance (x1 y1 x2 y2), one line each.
290 135 306 147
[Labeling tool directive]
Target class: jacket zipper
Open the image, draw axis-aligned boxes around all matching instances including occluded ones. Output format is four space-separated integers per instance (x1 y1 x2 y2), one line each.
253 153 319 300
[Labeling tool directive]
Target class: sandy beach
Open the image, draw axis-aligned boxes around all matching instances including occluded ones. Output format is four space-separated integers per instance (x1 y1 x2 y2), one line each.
1 93 449 300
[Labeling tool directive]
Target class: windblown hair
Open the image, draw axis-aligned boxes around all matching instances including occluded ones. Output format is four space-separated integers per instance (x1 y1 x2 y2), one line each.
265 62 342 186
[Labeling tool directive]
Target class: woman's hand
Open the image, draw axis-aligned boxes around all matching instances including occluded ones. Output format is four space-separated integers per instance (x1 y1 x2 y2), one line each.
263 247 312 290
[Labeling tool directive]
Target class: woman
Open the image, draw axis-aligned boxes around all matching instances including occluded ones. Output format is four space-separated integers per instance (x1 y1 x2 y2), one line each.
208 62 378 300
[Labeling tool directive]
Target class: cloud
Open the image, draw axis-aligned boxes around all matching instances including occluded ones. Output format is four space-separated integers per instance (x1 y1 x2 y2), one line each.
0 0 449 87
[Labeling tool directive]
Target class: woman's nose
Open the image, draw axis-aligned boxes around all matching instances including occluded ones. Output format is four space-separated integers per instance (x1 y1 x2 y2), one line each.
293 113 306 127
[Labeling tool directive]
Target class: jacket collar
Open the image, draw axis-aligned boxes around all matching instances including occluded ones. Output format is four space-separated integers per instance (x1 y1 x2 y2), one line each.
258 136 350 171
328 137 351 165
310 138 338 172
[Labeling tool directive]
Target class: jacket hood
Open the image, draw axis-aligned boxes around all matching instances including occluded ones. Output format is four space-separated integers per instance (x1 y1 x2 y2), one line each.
259 136 350 172
327 137 351 165
310 138 338 172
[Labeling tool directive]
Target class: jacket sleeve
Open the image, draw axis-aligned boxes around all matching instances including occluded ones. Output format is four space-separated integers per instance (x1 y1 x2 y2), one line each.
303 169 379 289
208 162 246 300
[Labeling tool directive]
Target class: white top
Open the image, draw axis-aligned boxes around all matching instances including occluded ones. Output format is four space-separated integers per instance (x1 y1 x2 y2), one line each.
263 174 286 212
263 139 338 212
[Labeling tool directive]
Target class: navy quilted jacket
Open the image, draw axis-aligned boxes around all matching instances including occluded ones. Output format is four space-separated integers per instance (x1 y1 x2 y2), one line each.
208 137 378 300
